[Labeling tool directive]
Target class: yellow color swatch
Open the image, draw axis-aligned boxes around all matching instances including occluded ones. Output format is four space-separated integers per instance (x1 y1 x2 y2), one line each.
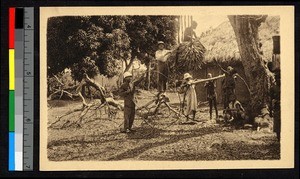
9 49 15 90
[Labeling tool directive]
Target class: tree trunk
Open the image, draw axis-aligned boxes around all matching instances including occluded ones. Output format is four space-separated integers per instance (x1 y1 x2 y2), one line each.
84 74 106 103
184 15 186 30
228 15 273 118
124 49 138 73
124 58 134 72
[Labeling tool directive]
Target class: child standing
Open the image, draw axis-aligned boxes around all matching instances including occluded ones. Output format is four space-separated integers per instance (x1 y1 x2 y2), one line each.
204 73 218 121
119 72 144 133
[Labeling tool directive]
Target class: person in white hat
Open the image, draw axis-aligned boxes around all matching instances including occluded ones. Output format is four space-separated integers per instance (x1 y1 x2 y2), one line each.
155 41 172 93
119 71 145 133
180 73 198 122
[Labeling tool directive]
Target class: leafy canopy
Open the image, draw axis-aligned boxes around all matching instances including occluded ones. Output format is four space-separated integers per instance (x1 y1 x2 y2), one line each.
47 15 178 81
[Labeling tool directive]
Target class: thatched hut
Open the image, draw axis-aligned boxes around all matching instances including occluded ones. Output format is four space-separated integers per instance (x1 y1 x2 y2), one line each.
193 16 279 104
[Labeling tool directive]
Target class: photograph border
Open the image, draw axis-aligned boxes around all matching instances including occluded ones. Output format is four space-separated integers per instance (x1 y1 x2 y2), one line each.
40 5 294 171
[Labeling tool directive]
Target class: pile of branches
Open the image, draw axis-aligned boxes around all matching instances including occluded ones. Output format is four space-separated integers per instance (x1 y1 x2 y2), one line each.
47 72 76 100
48 73 123 129
168 38 207 75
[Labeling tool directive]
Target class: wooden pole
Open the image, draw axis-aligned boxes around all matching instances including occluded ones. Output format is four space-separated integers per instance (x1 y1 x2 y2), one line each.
192 74 225 85
177 17 180 44
184 15 186 31
181 16 184 42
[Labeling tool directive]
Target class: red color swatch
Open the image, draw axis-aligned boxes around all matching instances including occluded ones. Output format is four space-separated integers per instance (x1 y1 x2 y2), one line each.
9 8 15 49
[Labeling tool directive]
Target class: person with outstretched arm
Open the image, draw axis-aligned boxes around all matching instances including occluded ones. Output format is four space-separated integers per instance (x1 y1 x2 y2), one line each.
218 65 237 110
179 73 225 123
119 72 145 133
180 73 198 122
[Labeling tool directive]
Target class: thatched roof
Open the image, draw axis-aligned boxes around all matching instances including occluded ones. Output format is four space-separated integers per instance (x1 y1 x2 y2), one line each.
200 16 280 62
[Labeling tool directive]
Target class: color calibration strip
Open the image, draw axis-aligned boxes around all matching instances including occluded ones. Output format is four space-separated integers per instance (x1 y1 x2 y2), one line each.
9 7 34 171
9 7 16 171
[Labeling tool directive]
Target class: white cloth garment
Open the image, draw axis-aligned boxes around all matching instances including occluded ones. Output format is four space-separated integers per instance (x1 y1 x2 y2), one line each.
155 49 171 62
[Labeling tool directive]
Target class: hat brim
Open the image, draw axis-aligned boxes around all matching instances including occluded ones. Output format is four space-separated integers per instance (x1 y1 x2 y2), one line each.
183 76 192 80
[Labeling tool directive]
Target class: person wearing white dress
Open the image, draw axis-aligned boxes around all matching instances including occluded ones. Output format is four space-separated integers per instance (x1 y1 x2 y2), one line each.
180 73 198 122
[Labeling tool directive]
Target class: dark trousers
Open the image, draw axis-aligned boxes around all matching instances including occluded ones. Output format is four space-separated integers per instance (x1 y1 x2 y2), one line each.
124 105 135 130
209 97 218 118
223 89 235 109
223 96 229 109
157 61 168 92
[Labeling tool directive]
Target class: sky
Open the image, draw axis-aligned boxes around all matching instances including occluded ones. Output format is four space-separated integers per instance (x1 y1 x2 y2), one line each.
193 15 229 35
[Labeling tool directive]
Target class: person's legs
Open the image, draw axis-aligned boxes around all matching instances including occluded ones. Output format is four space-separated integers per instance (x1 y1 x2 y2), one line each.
225 95 229 109
122 106 131 132
157 61 163 92
213 97 218 119
158 76 163 93
163 80 167 92
161 62 168 92
209 98 213 120
223 92 228 110
155 92 161 104
185 96 192 121
129 106 136 130
192 110 196 121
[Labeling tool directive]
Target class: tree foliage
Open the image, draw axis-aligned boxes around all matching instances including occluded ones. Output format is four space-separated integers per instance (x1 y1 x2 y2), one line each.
47 15 178 81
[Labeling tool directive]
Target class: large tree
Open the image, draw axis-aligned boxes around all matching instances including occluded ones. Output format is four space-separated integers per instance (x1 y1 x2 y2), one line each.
124 16 178 89
47 16 130 80
228 15 274 118
47 16 177 81
47 16 178 126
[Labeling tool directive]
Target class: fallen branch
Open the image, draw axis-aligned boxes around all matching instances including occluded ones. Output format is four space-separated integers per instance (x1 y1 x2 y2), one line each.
48 73 124 129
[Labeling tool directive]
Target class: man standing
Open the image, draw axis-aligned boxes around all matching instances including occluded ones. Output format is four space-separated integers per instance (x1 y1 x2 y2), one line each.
204 73 218 120
119 71 145 133
221 66 237 109
155 41 172 93
183 21 198 42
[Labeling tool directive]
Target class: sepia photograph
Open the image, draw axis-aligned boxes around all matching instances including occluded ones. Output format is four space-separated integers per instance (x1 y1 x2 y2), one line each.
40 6 294 170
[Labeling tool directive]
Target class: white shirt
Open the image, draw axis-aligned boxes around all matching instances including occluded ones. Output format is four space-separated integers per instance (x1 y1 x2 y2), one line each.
229 100 245 111
155 49 171 62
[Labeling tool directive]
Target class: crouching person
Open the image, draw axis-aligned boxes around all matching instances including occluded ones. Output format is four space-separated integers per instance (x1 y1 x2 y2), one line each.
119 72 145 133
224 98 249 128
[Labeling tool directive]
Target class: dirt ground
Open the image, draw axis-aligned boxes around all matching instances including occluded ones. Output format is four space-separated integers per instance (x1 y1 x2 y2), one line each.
47 90 280 161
